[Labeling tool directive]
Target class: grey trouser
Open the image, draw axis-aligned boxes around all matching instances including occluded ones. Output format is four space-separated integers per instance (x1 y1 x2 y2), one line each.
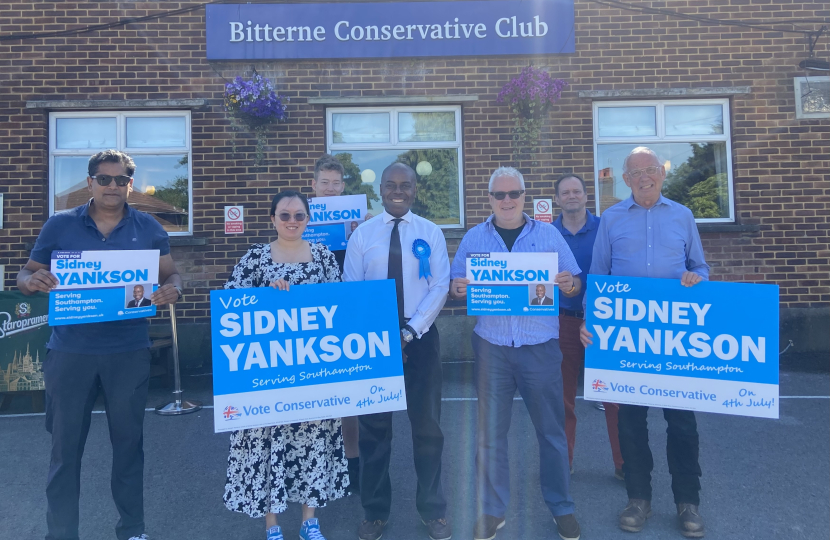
43 348 151 540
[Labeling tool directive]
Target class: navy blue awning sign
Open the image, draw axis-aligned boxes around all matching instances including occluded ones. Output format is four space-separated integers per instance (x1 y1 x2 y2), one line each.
206 1 575 60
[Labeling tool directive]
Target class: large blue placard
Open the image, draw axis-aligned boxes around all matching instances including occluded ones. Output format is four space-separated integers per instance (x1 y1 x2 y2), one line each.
584 275 780 418
206 1 575 60
211 280 406 432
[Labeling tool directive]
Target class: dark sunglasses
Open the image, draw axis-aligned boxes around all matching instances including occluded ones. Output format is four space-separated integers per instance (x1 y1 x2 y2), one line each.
489 190 525 200
91 174 131 187
277 212 308 222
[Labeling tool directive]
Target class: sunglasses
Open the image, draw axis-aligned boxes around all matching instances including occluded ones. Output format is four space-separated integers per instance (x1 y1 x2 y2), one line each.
489 190 525 200
276 212 308 222
625 166 662 179
91 174 132 187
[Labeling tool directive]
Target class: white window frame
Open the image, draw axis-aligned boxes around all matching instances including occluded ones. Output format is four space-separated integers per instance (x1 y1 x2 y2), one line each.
48 110 193 235
326 105 464 228
794 76 830 119
592 99 734 223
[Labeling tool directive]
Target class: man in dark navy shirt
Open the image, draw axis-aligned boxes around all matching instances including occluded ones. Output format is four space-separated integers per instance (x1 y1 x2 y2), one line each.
17 150 182 540
552 173 624 481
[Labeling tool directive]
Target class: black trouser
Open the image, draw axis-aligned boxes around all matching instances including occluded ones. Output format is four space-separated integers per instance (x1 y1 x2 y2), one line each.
618 404 702 505
43 348 151 540
359 323 447 522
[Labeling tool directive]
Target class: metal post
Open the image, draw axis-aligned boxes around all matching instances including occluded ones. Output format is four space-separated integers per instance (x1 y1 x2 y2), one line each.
155 303 202 415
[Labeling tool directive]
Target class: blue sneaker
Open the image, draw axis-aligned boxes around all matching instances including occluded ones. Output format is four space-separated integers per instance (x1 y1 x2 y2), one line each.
267 525 284 540
300 518 326 540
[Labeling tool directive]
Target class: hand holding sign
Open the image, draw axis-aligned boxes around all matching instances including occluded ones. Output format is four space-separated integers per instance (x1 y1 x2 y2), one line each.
23 268 59 294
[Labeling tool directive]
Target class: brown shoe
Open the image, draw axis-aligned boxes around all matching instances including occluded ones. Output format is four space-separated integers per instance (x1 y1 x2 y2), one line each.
421 517 451 540
358 519 387 540
619 499 651 532
677 504 705 538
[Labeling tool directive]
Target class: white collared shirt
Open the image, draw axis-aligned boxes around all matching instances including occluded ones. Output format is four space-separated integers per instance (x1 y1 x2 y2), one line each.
343 210 450 337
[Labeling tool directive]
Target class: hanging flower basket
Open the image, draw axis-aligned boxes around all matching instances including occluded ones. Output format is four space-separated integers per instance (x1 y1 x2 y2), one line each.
497 66 567 157
223 73 289 165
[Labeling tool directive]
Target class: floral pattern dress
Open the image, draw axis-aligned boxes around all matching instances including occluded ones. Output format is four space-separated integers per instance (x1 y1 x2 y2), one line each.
222 242 349 517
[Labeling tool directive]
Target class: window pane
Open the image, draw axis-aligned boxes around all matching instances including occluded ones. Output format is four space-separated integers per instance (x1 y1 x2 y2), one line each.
131 154 190 233
332 113 390 143
399 112 456 142
54 156 92 212
665 105 724 136
800 80 830 114
596 142 730 219
126 117 187 148
597 107 656 137
56 118 116 149
332 148 461 226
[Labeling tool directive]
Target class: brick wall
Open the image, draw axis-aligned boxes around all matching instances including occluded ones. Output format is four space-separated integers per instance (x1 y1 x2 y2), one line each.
1 0 828 325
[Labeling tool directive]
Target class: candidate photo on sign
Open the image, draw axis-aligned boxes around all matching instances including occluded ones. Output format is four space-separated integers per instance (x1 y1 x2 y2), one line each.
528 283 554 305
125 283 152 309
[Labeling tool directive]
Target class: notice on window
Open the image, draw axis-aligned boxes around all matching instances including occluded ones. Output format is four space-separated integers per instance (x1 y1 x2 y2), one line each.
48 250 159 326
466 252 559 316
584 275 779 418
303 194 368 251
210 280 406 432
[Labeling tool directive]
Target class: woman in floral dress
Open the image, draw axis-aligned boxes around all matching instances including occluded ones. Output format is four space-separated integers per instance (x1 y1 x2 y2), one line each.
223 190 348 540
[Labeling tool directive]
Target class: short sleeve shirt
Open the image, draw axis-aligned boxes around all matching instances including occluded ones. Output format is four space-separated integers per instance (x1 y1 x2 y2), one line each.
30 200 171 354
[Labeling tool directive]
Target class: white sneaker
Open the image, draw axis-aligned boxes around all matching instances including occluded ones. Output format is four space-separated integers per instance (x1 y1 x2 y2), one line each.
128 535 149 540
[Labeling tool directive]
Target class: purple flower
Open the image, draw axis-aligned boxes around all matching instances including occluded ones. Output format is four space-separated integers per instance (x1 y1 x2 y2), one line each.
497 66 567 115
224 73 289 125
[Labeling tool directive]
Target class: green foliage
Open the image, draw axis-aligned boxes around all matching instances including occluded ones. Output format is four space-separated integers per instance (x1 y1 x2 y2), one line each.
686 173 729 219
335 152 379 202
395 149 459 224
663 143 728 219
152 155 189 211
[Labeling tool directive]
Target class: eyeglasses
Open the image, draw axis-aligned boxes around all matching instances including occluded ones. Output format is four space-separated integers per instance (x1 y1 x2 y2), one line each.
91 174 131 187
489 190 525 200
625 166 662 179
277 212 308 222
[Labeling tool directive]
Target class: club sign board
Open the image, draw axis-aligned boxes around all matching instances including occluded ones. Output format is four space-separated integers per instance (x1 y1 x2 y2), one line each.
584 275 779 418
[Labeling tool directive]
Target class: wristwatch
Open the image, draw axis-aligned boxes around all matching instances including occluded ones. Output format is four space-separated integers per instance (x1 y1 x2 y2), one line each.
401 325 416 343
174 285 183 300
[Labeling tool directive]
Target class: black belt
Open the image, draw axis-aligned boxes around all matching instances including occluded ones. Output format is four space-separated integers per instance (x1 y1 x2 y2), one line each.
561 309 584 318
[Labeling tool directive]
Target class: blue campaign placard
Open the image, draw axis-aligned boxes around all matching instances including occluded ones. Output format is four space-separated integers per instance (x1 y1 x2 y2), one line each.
584 275 780 418
465 252 559 316
206 1 575 60
303 194 368 250
49 250 159 326
211 279 406 432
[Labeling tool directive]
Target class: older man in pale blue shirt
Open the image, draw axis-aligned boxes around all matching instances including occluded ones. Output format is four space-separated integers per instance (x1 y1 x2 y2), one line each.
581 147 710 539
450 167 583 540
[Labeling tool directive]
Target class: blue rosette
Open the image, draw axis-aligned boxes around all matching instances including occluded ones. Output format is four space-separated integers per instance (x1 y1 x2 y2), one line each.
411 239 432 279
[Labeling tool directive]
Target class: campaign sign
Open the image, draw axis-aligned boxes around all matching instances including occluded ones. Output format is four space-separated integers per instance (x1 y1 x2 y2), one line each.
466 252 559 316
584 275 779 419
302 194 368 250
210 279 405 432
49 250 159 326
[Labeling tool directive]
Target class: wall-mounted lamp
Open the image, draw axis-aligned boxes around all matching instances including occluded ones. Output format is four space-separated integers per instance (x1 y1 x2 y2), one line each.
799 26 829 72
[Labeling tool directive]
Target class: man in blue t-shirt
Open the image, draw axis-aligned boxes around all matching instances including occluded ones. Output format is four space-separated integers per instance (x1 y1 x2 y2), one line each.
552 173 624 481
17 150 182 540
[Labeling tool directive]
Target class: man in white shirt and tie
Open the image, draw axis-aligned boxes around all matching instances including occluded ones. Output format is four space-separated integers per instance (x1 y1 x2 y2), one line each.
344 162 451 540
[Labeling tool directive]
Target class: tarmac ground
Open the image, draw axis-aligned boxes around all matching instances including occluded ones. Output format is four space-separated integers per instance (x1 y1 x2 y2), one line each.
1 361 828 540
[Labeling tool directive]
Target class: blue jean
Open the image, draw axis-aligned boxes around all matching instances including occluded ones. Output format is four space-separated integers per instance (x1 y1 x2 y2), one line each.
472 333 574 518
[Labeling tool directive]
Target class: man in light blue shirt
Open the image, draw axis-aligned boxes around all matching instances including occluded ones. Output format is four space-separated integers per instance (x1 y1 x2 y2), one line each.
450 167 582 540
581 147 710 538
